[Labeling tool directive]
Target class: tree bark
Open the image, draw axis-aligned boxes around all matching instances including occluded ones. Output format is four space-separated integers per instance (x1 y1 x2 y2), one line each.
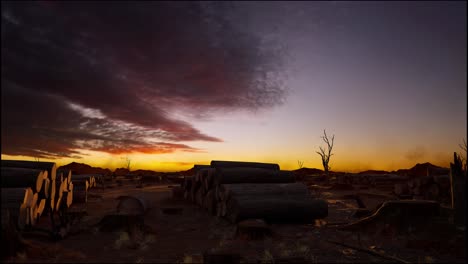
1 167 45 193
214 168 295 185
1 188 32 229
1 160 57 181
72 180 88 203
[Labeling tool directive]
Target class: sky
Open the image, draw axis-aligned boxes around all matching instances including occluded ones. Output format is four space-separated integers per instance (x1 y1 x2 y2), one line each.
1 1 466 172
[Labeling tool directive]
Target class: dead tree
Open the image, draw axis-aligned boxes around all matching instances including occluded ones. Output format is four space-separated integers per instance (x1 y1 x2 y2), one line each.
125 156 131 171
316 130 335 178
297 160 304 169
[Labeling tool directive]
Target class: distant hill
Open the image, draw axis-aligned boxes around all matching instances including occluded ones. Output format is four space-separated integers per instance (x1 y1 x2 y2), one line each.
393 162 449 178
58 162 112 175
358 170 390 175
293 167 323 175
57 161 450 178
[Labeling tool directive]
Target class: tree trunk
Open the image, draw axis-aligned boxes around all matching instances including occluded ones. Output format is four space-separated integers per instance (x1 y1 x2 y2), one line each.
211 160 279 171
1 160 57 181
214 168 295 185
225 197 328 223
1 167 46 193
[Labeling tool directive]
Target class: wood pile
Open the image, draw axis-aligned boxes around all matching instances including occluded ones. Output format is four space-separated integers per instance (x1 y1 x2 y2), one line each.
181 160 328 223
394 174 451 202
1 160 102 239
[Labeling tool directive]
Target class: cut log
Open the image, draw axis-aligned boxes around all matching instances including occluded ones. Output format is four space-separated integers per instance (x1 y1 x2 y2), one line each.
1 167 46 193
203 189 216 214
42 178 50 199
211 160 280 171
1 187 34 208
195 187 205 207
72 180 88 203
1 188 32 229
214 168 295 185
1 209 26 259
219 183 309 202
1 160 57 181
183 176 193 192
66 183 74 207
36 199 46 217
116 194 151 216
226 197 328 223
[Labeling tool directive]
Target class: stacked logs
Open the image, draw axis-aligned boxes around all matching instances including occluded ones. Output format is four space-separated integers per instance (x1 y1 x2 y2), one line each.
182 161 328 223
394 174 451 202
0 160 105 238
1 166 50 228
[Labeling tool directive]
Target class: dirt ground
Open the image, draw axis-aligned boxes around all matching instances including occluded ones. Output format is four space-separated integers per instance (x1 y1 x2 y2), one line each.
5 180 467 263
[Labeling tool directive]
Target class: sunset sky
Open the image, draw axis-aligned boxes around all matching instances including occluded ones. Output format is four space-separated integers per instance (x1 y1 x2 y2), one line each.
1 1 466 172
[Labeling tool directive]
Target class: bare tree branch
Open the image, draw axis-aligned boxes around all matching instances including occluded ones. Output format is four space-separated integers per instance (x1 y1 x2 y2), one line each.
316 129 335 177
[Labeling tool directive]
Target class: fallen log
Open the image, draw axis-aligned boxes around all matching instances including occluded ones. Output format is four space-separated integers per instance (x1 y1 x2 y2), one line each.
225 197 328 223
218 183 309 202
1 167 46 193
1 209 26 260
72 180 88 203
1 160 57 181
203 189 216 214
36 199 46 218
1 188 32 229
214 168 295 185
211 160 280 171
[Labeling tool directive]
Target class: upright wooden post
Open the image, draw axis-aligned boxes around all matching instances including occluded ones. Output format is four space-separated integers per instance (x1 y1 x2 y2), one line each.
449 152 466 227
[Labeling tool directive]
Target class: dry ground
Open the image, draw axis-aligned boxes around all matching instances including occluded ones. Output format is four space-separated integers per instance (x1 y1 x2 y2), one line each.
5 180 466 263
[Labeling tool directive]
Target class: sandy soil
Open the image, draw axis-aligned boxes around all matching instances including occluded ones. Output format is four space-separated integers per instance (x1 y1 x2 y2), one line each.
5 181 466 263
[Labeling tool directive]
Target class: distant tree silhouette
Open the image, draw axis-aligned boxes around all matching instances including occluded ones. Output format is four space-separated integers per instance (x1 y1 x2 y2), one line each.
316 130 334 178
297 160 304 169
124 156 131 172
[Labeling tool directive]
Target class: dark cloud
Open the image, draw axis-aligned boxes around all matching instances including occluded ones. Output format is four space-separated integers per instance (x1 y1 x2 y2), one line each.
1 1 287 158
